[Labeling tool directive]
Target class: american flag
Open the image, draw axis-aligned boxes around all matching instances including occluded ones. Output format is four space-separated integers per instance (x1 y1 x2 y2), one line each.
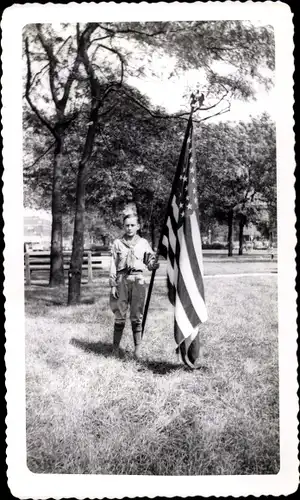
160 116 208 369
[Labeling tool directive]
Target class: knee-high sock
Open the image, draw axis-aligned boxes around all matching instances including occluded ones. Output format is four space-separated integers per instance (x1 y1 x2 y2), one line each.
131 321 142 346
113 322 125 347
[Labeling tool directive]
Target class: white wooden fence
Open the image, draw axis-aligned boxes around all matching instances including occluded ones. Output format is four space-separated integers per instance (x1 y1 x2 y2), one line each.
24 251 103 285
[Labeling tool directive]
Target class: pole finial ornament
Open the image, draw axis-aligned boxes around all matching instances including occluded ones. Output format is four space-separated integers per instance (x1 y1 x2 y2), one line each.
190 90 205 114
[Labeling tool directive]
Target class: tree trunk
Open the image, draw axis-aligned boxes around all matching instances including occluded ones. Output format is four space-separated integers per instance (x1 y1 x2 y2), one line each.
227 209 234 257
49 138 65 286
68 165 86 304
67 106 99 305
238 216 245 255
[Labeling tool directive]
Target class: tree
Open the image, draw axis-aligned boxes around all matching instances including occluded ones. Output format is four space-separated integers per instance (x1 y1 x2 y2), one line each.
232 114 276 254
196 115 276 256
67 24 105 304
24 24 82 285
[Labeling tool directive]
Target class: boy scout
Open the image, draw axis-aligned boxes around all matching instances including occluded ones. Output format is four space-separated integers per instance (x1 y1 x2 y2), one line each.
109 212 159 358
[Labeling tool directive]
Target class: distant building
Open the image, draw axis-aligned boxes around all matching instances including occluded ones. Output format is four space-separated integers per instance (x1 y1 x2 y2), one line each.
269 225 277 247
23 209 109 251
24 210 51 250
243 223 261 242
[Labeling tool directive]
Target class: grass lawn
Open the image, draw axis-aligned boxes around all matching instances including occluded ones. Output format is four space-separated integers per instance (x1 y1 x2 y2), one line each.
25 273 279 475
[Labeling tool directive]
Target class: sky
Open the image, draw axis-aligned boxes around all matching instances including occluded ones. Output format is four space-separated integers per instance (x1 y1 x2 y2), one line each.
24 207 52 220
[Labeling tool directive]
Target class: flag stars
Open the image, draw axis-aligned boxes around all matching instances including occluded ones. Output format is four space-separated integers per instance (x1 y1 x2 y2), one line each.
176 133 199 222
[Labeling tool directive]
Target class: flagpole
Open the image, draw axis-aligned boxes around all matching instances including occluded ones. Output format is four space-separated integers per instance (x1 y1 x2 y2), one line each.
142 97 197 336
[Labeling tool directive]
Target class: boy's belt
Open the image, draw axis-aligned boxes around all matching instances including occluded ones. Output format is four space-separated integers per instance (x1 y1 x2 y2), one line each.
117 268 143 276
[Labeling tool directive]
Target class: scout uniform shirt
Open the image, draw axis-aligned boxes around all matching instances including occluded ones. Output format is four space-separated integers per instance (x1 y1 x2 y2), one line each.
109 235 156 287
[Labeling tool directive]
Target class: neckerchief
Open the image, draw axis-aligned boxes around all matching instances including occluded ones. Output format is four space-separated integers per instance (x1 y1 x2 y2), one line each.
121 235 141 270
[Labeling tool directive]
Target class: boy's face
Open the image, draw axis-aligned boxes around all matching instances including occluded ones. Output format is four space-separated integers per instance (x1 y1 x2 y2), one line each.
124 217 139 238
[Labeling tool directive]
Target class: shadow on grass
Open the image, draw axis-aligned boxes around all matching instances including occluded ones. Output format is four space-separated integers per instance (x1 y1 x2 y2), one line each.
70 337 123 358
70 337 191 375
138 360 185 375
25 285 103 307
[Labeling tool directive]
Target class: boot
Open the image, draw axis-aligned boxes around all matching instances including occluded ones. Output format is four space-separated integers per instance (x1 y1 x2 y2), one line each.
112 322 125 356
132 321 142 359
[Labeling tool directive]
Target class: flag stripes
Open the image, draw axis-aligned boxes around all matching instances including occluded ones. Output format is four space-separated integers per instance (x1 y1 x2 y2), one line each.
182 216 205 300
189 212 205 277
177 227 207 324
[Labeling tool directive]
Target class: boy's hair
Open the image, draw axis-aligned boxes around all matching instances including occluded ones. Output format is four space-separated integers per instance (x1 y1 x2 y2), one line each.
123 212 139 224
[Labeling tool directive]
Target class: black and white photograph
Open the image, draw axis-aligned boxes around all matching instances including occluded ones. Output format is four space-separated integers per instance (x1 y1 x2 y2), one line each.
2 2 297 498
